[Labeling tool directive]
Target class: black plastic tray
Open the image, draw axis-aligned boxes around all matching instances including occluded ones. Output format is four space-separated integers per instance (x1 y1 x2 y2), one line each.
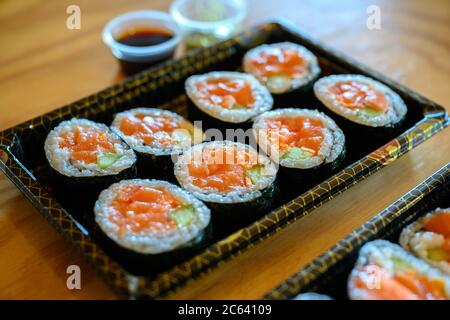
265 163 450 299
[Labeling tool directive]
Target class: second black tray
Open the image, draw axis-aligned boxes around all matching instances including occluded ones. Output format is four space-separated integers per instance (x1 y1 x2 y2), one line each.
265 163 450 299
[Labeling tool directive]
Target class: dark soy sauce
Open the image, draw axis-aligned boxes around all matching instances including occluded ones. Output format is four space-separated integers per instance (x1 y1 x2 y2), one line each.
116 27 174 47
115 27 175 75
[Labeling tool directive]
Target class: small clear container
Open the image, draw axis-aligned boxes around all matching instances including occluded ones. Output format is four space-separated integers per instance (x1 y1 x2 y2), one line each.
102 11 181 74
170 0 247 50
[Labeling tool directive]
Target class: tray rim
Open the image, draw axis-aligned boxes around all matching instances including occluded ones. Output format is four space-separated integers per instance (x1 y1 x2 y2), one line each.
264 162 450 300
0 20 448 299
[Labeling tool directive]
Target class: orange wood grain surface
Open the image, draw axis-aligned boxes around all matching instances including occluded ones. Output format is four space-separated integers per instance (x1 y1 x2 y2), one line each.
0 0 448 299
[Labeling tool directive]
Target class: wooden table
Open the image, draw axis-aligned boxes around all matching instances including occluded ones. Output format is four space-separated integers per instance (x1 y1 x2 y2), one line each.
0 0 448 299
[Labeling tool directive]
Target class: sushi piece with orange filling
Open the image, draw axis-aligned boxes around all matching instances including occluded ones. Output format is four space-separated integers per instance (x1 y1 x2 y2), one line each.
94 179 211 272
252 108 345 180
111 108 203 180
348 240 450 300
185 71 273 124
44 118 137 198
400 208 450 274
174 141 278 233
314 74 407 129
243 42 321 94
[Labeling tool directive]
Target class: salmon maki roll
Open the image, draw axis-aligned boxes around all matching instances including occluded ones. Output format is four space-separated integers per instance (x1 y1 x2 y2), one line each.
314 74 407 129
243 42 321 94
111 108 203 180
185 71 273 124
44 118 137 198
252 108 345 180
174 141 278 233
94 179 211 272
348 240 450 300
400 208 450 274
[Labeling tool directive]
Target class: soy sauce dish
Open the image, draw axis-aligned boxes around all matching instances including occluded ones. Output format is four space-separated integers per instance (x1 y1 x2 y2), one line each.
102 11 181 74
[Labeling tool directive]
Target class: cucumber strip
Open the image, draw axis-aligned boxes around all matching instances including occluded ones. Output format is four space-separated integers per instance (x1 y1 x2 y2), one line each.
392 257 412 272
231 103 245 110
357 108 382 118
280 147 313 161
171 129 192 144
97 152 121 169
245 165 264 184
427 247 449 262
170 204 195 228
266 75 292 94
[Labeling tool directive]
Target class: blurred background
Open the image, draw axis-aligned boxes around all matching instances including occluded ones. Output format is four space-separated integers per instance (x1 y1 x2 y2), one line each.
1 0 448 130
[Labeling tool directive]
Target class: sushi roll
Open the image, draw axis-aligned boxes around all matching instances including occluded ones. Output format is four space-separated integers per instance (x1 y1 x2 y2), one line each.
348 240 450 300
400 208 450 274
185 71 273 126
243 42 321 94
111 108 203 180
292 293 333 300
44 118 137 202
252 108 345 182
174 141 278 234
94 179 211 273
314 74 407 132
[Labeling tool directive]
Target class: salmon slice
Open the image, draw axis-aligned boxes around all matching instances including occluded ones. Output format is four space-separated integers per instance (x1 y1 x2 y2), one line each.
265 116 324 154
247 47 306 81
195 78 255 109
110 185 182 234
188 146 259 192
329 81 388 112
59 126 115 164
119 113 181 146
353 265 447 300
424 211 450 238
424 211 450 257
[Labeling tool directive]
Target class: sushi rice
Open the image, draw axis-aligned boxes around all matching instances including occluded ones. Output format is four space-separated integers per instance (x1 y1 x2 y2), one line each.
400 208 450 275
185 71 273 123
111 108 203 157
44 118 136 177
348 240 450 300
252 108 345 170
243 42 321 94
174 141 277 205
314 74 407 128
94 179 211 255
